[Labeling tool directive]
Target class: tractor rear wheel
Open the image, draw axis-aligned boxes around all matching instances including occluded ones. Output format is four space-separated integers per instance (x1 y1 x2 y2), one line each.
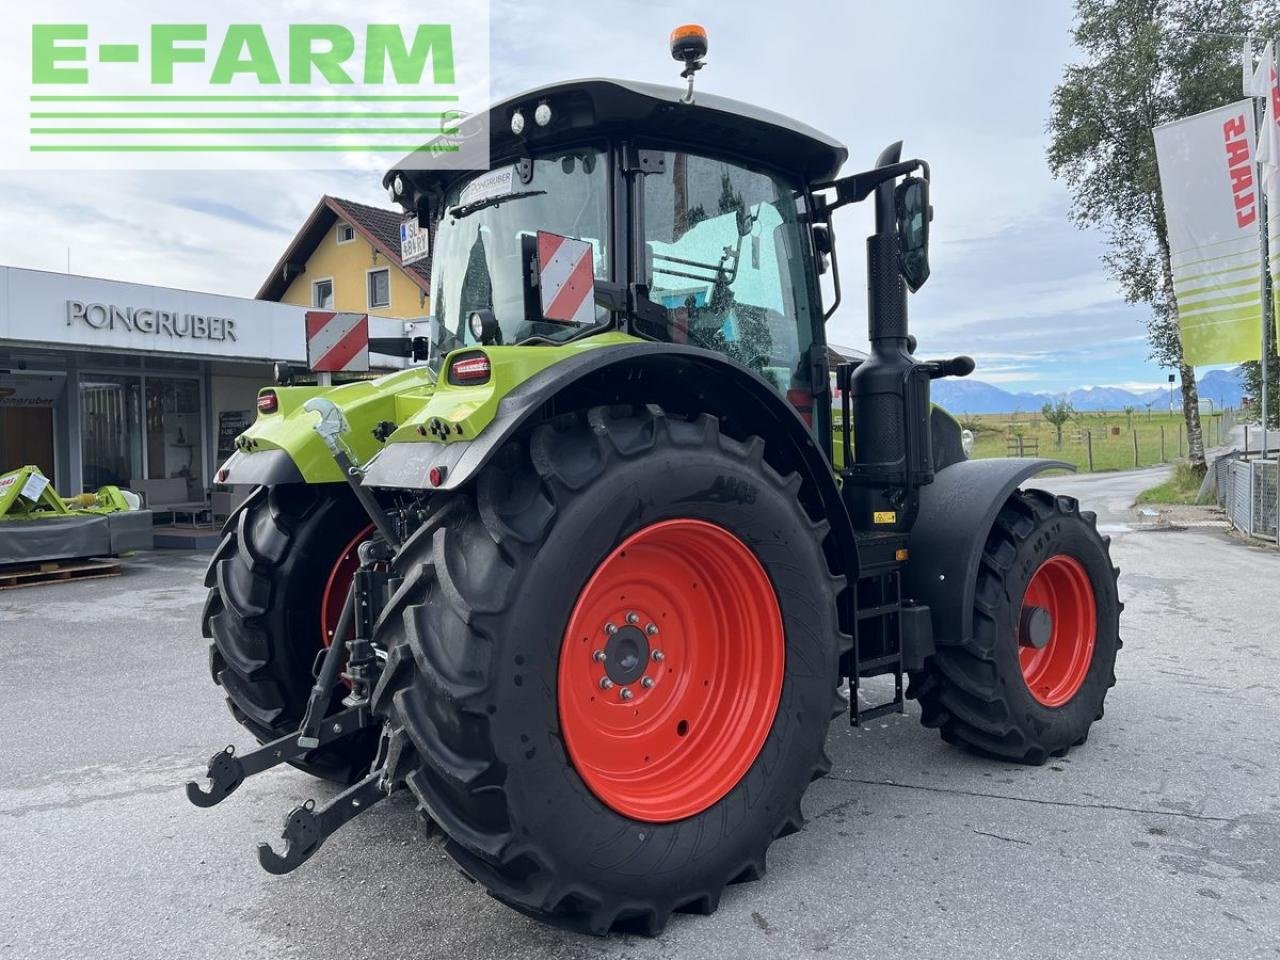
372 406 846 935
202 483 379 783
909 488 1121 763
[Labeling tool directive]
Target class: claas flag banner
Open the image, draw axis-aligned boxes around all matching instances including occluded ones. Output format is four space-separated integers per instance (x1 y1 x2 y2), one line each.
1246 40 1280 349
1154 100 1262 365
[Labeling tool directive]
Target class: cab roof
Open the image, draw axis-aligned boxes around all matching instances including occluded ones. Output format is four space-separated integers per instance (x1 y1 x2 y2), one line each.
385 77 849 196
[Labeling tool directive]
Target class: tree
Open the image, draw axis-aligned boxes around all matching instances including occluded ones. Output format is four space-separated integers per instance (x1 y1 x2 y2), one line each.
1123 404 1136 430
1042 398 1077 447
1047 0 1280 473
1241 358 1279 426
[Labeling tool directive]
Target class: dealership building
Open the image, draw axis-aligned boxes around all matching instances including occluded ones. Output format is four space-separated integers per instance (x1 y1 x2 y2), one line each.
0 264 316 500
0 194 430 502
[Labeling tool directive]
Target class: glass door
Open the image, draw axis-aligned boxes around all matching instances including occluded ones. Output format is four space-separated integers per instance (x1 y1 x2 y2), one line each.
79 374 143 490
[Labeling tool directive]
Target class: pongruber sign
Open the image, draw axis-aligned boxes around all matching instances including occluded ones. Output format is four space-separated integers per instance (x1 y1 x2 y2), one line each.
1154 100 1263 365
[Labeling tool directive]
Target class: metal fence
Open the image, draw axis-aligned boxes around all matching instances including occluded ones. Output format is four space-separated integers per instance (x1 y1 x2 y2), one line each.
1215 454 1279 542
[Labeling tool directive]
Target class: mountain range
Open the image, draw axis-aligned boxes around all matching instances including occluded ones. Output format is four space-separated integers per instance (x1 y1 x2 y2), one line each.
929 367 1245 415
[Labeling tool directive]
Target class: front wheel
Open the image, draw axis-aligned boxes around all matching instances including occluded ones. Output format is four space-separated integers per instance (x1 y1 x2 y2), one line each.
909 488 1122 764
372 406 847 935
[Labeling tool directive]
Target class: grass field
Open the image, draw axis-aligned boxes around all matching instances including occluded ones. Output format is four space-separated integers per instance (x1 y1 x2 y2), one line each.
956 409 1230 473
1135 462 1206 505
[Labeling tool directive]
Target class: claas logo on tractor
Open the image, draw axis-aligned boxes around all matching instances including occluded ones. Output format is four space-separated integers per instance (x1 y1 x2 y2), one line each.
190 26 1121 939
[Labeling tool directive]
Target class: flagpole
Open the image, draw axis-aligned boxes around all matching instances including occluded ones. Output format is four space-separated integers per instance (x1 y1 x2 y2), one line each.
1253 91 1270 459
1248 38 1273 459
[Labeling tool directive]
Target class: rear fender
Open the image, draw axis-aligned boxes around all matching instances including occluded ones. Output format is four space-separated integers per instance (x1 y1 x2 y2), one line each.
902 458 1074 644
364 341 859 581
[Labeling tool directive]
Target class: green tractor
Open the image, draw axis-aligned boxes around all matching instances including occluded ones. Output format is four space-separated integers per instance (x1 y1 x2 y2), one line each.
190 28 1121 935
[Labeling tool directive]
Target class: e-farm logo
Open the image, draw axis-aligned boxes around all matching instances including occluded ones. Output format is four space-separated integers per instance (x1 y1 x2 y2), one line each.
3 5 489 171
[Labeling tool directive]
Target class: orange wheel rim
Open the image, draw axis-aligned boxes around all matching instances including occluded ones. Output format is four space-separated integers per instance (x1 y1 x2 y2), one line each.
558 519 785 823
1018 554 1097 707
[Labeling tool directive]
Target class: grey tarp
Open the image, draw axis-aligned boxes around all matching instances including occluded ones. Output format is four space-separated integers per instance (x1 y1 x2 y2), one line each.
0 511 154 566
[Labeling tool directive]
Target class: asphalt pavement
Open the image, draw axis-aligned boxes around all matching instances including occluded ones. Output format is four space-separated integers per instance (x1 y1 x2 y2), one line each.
1 468 1277 960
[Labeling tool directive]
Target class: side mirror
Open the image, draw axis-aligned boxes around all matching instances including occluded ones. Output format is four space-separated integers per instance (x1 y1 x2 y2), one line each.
895 176 931 292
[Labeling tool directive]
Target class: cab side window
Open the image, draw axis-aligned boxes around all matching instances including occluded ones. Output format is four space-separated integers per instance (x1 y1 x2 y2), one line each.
640 152 817 404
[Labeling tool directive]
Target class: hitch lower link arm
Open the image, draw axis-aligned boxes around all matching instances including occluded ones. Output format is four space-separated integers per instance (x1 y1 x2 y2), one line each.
184 701 373 808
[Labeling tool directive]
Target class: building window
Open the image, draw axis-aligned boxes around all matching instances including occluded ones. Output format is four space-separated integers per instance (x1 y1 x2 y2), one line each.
367 269 391 309
313 279 335 309
337 222 355 244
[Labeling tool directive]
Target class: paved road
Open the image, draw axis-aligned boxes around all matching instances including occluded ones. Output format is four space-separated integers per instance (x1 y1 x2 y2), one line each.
2 473 1278 960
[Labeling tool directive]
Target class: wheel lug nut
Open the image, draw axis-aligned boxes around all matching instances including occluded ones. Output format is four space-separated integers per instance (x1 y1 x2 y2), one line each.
645 623 659 636
604 622 618 635
599 677 614 690
592 650 607 662
619 687 634 701
651 650 665 662
641 676 654 689
626 611 639 624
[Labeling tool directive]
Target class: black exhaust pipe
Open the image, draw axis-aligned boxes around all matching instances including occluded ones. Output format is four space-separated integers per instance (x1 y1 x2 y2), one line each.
844 142 935 533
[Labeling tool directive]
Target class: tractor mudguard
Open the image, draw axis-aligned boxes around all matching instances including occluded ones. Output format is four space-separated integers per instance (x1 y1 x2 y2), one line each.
901 457 1073 644
216 449 305 486
363 341 859 577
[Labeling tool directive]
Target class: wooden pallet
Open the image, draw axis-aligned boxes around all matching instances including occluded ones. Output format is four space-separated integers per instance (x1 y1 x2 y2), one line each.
0 558 122 590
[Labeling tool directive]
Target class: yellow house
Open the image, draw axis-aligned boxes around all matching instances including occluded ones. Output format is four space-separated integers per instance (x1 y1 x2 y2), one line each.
257 196 430 317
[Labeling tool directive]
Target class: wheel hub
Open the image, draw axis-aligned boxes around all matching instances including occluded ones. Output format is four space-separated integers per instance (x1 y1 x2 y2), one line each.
602 623 651 686
1019 605 1053 650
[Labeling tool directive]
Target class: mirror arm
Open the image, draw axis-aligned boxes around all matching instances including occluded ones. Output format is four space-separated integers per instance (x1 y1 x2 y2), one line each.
815 158 927 213
822 208 843 323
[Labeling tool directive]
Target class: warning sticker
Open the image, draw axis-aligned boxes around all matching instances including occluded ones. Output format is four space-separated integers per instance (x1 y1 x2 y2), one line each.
873 510 897 525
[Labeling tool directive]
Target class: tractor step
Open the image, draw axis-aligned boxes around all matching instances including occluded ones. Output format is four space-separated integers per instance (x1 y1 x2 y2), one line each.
850 568 905 726
854 701 903 724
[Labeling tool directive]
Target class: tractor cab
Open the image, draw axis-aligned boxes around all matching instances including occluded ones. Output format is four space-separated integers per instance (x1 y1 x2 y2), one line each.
383 66 850 428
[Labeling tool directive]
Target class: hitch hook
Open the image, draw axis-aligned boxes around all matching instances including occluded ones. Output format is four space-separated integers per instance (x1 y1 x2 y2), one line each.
256 770 389 874
185 745 244 808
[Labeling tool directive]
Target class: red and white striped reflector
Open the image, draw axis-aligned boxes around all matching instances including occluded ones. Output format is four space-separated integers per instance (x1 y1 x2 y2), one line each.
536 231 595 326
306 311 370 373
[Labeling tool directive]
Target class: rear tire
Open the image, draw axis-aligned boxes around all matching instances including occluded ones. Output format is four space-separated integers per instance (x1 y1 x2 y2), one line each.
372 406 847 935
202 484 378 783
908 488 1122 764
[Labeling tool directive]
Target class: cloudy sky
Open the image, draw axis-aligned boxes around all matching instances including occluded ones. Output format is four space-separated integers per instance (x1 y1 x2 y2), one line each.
0 1 1195 393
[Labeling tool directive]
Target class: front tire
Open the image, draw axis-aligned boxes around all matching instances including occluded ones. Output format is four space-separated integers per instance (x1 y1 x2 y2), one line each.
372 406 847 934
909 488 1122 763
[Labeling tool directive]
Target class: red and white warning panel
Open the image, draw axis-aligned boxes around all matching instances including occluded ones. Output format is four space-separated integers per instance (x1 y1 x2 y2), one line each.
537 231 596 325
306 311 370 373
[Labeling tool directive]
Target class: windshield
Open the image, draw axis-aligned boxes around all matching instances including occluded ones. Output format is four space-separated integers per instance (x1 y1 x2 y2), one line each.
430 147 610 346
